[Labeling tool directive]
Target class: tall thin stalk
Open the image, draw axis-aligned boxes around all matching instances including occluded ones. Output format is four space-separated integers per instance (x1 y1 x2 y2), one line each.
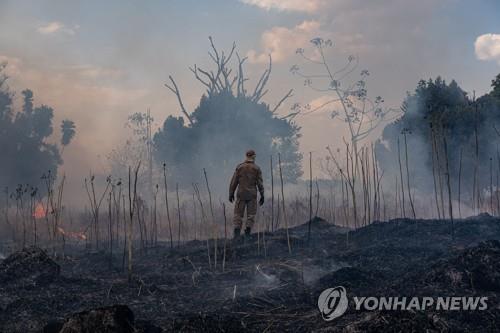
270 155 274 232
278 153 291 254
203 168 217 269
84 173 109 249
490 157 494 214
222 202 227 272
128 162 141 282
403 130 416 219
442 131 454 238
473 92 480 212
430 124 442 219
315 179 320 217
176 183 182 247
458 147 463 218
192 193 198 240
497 149 500 216
397 137 406 218
108 191 113 267
193 183 210 268
162 163 173 249
308 152 313 243
153 184 158 246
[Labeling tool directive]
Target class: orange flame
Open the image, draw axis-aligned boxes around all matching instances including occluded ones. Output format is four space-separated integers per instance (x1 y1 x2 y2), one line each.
33 203 46 219
57 227 87 240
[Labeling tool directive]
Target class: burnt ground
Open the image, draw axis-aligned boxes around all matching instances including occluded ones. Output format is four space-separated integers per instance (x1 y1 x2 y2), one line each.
1 214 500 332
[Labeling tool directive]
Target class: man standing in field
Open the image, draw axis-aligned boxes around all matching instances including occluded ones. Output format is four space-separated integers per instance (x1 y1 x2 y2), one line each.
229 150 264 238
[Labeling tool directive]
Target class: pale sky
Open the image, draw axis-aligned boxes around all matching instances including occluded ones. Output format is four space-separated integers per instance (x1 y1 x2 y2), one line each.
1 0 499 194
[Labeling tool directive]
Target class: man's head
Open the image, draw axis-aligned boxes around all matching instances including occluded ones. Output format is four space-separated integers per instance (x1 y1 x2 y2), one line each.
246 149 256 161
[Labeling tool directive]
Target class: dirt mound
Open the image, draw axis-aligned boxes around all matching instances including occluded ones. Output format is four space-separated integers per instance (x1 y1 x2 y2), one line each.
0 246 60 284
422 240 500 292
43 305 134 333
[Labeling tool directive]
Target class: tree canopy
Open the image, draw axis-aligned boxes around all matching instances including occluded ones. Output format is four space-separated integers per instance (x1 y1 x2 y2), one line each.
0 63 75 192
154 39 302 189
376 74 500 195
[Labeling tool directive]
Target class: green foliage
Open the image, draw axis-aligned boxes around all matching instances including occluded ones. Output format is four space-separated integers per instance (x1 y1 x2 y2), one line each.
491 73 500 100
154 90 302 187
0 64 75 191
376 74 500 194
61 120 76 146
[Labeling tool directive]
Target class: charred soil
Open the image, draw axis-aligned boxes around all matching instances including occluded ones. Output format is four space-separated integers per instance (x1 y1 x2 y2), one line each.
1 215 500 332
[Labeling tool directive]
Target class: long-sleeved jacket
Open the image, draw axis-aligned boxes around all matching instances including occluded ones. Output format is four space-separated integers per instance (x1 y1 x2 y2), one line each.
229 159 264 200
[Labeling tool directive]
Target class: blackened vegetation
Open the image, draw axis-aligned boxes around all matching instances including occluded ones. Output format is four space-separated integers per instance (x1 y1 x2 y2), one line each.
0 246 60 284
1 216 500 332
47 305 136 333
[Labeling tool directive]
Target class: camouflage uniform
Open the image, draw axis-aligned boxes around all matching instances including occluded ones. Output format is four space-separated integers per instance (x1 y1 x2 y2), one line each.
229 157 264 229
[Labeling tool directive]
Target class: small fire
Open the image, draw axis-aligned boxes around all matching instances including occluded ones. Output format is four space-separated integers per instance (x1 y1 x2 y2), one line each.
57 227 87 241
33 203 46 219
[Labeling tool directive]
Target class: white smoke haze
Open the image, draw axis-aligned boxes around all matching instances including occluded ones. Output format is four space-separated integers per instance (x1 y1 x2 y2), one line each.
0 0 498 247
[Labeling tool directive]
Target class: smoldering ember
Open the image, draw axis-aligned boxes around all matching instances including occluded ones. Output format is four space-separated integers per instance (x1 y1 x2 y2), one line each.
1 1 500 332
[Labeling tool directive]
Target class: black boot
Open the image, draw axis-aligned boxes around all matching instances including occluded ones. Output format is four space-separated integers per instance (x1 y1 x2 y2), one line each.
233 227 241 239
244 227 251 236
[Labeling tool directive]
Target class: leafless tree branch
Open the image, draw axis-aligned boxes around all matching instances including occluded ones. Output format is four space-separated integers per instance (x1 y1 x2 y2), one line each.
164 76 194 125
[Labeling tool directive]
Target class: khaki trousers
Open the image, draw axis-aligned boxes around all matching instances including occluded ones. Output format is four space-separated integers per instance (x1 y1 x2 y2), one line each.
233 198 257 228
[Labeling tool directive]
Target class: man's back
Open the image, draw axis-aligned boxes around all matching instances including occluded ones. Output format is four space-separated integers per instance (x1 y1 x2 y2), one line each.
229 150 265 237
230 160 263 200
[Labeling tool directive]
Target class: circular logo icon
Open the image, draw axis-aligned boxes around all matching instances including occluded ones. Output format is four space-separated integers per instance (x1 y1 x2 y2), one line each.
318 286 348 321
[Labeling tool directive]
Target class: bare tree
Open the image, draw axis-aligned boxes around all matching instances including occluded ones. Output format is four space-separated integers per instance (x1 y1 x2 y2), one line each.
292 37 398 225
127 162 141 282
84 173 110 249
165 37 295 124
291 37 397 151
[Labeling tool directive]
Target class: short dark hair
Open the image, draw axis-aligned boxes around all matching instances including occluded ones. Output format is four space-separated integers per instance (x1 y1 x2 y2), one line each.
246 150 256 157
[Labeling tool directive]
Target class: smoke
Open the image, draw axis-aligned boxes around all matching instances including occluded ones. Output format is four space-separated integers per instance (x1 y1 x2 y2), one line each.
376 75 500 218
152 39 303 196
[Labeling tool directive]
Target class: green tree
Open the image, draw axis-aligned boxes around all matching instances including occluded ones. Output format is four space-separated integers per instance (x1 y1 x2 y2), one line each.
155 38 302 189
491 73 500 100
376 74 500 198
0 63 75 193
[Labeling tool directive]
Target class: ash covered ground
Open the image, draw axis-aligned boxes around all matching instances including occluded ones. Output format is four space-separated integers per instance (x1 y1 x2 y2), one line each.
1 215 500 332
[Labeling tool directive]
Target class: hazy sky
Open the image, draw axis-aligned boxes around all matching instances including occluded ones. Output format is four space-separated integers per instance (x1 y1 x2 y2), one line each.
1 0 499 189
